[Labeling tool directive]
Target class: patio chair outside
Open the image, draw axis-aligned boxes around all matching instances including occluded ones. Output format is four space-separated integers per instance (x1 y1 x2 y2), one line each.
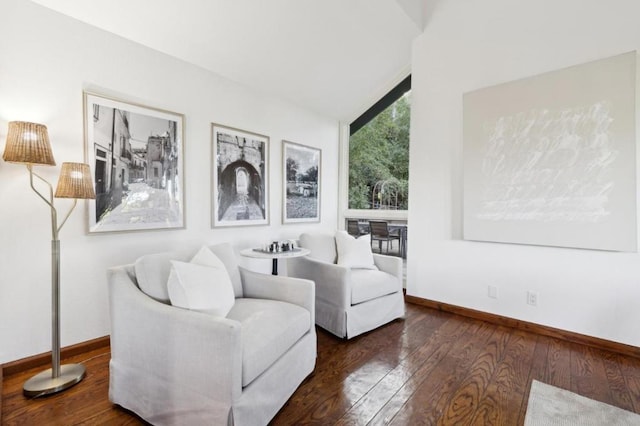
369 220 401 255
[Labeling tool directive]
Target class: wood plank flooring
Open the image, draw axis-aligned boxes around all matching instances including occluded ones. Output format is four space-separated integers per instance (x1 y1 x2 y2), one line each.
2 303 640 425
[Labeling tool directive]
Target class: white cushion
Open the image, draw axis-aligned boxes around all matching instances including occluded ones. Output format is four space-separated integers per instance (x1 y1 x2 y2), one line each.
134 243 243 302
351 269 400 304
167 247 235 317
191 245 228 271
335 231 377 270
208 243 243 298
299 232 337 264
135 249 193 303
226 298 311 387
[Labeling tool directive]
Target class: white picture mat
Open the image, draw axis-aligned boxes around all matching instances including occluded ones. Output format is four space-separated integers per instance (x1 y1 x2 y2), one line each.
84 92 185 233
211 124 269 228
282 140 321 224
463 52 637 251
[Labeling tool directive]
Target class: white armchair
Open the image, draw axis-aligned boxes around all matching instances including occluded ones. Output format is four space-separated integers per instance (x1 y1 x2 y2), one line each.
107 242 316 426
287 232 404 339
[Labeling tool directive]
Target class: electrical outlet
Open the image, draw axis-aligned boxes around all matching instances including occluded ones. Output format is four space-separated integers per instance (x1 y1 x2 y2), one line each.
488 285 498 299
527 291 538 306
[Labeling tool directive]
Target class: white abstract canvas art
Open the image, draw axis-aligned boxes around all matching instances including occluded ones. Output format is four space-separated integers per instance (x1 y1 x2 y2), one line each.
463 52 637 251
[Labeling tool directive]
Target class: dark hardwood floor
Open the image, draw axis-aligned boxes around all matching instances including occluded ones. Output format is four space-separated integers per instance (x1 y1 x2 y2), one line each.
3 303 640 425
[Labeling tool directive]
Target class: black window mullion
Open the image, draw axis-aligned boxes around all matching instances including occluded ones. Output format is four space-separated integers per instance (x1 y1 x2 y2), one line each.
349 75 411 135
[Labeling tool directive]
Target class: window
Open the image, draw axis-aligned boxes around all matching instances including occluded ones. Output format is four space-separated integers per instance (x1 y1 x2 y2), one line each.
348 76 411 210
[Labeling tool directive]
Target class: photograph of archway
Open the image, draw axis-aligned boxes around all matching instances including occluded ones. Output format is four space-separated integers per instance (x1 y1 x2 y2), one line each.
212 124 269 227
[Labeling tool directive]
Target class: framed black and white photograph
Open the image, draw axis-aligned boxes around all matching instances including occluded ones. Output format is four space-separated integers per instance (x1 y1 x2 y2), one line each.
212 123 269 227
84 92 185 233
283 140 321 223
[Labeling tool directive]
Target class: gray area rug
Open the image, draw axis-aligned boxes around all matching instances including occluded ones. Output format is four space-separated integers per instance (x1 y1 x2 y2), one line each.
525 380 640 425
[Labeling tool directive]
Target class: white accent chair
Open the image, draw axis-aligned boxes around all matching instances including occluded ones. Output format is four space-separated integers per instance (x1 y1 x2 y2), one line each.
107 243 316 426
288 233 404 339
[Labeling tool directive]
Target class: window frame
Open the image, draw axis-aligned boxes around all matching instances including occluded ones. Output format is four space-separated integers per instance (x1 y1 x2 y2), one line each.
339 72 411 225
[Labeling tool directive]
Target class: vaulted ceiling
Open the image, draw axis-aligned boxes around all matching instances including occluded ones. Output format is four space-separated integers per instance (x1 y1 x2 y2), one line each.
30 0 424 121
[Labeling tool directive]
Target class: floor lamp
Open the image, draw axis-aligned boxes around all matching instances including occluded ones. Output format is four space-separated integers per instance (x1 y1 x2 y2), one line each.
2 121 96 397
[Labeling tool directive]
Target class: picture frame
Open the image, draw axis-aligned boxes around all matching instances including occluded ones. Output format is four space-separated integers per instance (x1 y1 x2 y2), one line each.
84 92 185 234
282 140 321 223
212 123 269 227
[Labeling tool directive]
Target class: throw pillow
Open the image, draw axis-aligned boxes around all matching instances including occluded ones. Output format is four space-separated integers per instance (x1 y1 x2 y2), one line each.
167 246 235 317
335 230 378 270
191 245 229 270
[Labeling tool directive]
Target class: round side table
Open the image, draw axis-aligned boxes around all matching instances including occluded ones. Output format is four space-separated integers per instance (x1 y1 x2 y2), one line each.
240 247 310 275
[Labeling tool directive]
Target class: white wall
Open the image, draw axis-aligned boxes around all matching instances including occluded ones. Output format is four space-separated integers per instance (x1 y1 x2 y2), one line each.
407 0 640 347
0 0 339 363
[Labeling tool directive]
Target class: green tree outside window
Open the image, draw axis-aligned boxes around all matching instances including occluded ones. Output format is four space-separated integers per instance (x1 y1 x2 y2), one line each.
349 92 410 209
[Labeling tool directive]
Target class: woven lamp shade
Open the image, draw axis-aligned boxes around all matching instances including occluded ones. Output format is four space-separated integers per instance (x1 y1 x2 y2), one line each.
54 162 96 199
3 121 56 165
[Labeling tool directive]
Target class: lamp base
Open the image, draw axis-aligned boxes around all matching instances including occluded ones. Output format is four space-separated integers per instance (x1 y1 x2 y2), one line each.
23 363 86 397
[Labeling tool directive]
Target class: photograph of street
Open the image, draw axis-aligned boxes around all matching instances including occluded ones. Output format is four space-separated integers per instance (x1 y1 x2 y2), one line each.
85 93 184 233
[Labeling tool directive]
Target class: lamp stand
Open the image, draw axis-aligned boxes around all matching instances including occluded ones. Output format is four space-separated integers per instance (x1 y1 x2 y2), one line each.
22 165 85 397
